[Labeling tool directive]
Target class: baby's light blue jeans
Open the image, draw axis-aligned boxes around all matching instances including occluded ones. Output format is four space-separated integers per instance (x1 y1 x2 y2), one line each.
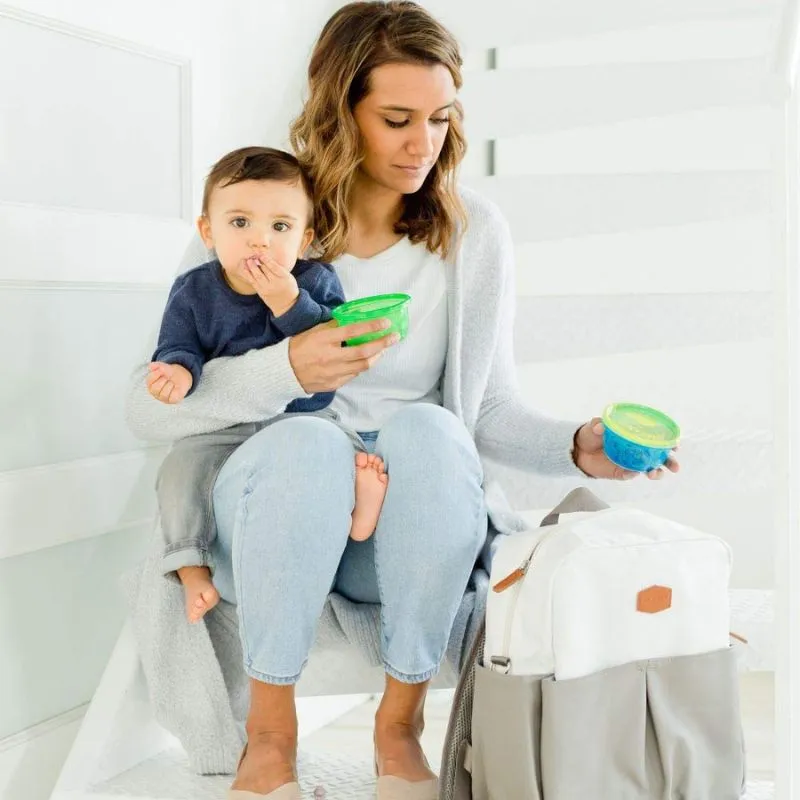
210 403 487 684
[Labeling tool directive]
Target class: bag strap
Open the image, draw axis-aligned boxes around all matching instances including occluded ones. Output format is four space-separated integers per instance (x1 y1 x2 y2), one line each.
540 487 610 527
438 618 485 800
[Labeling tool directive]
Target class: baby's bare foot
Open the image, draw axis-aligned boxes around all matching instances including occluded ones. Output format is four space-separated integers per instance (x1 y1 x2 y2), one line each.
177 566 220 624
350 452 388 541
186 584 220 624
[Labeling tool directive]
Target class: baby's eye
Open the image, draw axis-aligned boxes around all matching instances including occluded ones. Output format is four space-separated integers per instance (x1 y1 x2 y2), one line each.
273 221 290 232
231 217 249 229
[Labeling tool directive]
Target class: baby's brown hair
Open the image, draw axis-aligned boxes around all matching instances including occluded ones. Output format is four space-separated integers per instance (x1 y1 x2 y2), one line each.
202 146 314 226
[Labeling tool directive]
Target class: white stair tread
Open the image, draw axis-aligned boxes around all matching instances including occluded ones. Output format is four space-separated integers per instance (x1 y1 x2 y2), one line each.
51 590 776 799
73 747 381 799
730 588 775 671
745 782 776 799
59 746 773 800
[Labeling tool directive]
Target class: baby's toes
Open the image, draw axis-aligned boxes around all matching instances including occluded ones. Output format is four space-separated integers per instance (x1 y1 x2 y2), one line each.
203 586 220 610
355 452 368 469
187 600 204 623
194 594 209 609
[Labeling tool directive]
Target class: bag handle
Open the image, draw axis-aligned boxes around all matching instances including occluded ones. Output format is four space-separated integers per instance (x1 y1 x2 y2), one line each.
540 487 610 527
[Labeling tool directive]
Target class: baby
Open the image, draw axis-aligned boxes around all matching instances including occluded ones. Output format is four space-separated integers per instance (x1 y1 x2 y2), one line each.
148 146 388 623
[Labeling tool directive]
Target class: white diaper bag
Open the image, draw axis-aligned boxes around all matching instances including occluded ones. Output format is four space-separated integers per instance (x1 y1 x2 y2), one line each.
439 488 746 800
485 487 732 679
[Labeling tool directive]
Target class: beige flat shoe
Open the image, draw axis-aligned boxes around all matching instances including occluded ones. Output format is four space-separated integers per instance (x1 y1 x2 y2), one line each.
228 744 302 799
375 774 439 800
227 784 301 799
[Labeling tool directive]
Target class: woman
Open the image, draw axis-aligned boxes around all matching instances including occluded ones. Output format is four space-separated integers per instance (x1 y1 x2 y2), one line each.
127 2 678 798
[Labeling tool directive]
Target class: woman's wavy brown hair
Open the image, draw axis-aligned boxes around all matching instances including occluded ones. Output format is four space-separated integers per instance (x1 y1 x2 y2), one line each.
290 0 468 261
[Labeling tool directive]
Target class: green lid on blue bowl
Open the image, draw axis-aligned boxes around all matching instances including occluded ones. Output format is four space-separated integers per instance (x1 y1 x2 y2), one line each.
602 403 681 448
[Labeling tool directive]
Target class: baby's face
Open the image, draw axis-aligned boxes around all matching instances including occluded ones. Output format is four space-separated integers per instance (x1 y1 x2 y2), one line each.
199 179 313 275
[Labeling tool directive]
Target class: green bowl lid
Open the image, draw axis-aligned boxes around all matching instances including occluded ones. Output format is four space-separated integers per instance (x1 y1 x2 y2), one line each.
602 403 680 448
331 293 411 320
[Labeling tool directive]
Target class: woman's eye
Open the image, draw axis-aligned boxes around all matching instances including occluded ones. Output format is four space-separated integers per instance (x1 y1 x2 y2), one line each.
273 222 290 232
231 217 248 229
431 117 450 126
385 119 409 129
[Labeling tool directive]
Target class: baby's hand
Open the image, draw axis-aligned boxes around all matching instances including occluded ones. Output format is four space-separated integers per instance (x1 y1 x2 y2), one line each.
147 362 192 404
242 254 299 317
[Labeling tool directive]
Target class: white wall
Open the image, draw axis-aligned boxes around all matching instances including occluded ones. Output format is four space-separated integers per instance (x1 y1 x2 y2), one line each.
424 0 780 590
0 1 334 795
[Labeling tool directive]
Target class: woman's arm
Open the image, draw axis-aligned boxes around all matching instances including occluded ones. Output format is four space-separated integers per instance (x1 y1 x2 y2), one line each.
473 211 584 477
126 339 310 442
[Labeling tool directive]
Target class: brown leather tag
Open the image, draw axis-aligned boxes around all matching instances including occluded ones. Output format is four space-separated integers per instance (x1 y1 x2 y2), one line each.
636 585 672 614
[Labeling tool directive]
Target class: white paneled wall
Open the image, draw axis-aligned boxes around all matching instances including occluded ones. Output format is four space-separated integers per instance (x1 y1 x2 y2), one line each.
513 217 772 295
0 0 336 775
0 4 193 745
425 0 780 49
0 525 153 736
0 205 190 284
0 13 189 217
452 1 779 590
0 287 168 471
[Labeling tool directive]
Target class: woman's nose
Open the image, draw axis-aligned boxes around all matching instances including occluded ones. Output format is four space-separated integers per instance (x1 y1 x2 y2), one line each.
407 125 434 159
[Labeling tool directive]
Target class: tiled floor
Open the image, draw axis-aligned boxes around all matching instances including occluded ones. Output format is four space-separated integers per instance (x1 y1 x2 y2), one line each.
303 672 775 780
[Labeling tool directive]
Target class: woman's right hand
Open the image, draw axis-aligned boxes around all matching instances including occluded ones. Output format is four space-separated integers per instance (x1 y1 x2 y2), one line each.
288 319 399 393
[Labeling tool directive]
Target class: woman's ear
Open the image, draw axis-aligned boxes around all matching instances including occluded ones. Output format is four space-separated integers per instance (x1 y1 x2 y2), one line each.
197 215 214 249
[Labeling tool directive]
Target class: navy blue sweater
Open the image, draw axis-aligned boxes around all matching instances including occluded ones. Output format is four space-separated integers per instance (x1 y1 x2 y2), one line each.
152 259 345 412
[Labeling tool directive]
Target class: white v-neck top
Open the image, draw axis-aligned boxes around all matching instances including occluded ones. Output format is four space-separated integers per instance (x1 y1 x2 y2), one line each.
327 236 448 432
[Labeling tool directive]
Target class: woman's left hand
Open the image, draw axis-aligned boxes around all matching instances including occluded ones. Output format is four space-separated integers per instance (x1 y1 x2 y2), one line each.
573 418 680 481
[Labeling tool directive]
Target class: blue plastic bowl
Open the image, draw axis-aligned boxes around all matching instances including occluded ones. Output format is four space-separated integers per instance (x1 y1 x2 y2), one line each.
603 426 672 472
602 403 680 473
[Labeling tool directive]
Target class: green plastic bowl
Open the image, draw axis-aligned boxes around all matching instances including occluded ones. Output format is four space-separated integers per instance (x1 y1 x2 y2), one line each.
331 293 411 346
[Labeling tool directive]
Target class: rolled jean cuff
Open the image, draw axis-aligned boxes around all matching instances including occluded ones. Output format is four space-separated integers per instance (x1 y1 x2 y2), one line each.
383 660 440 685
244 659 306 686
161 545 211 576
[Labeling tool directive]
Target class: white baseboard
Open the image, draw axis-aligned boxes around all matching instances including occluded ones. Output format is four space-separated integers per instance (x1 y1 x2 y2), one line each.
0 706 87 800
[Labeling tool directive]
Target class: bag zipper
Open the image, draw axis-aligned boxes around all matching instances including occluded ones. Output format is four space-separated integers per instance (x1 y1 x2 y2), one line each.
489 528 559 673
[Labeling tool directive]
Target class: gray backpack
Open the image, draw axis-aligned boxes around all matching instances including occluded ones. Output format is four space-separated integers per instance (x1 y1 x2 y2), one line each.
439 500 747 800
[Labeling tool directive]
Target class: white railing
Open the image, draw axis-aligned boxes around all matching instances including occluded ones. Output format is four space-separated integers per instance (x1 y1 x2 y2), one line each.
771 0 800 797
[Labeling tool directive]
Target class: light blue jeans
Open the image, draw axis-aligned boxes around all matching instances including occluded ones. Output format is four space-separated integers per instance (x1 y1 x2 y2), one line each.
210 403 487 685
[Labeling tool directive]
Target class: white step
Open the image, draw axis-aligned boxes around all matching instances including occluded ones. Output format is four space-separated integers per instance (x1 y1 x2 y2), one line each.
51 746 774 800
744 783 776 799
49 589 776 799
731 589 775 671
53 748 375 799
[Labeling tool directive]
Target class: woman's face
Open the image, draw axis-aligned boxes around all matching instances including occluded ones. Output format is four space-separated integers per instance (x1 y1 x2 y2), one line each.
353 62 457 195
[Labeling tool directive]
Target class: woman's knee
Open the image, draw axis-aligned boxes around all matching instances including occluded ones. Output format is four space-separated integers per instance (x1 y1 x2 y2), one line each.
213 416 355 501
377 404 481 477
